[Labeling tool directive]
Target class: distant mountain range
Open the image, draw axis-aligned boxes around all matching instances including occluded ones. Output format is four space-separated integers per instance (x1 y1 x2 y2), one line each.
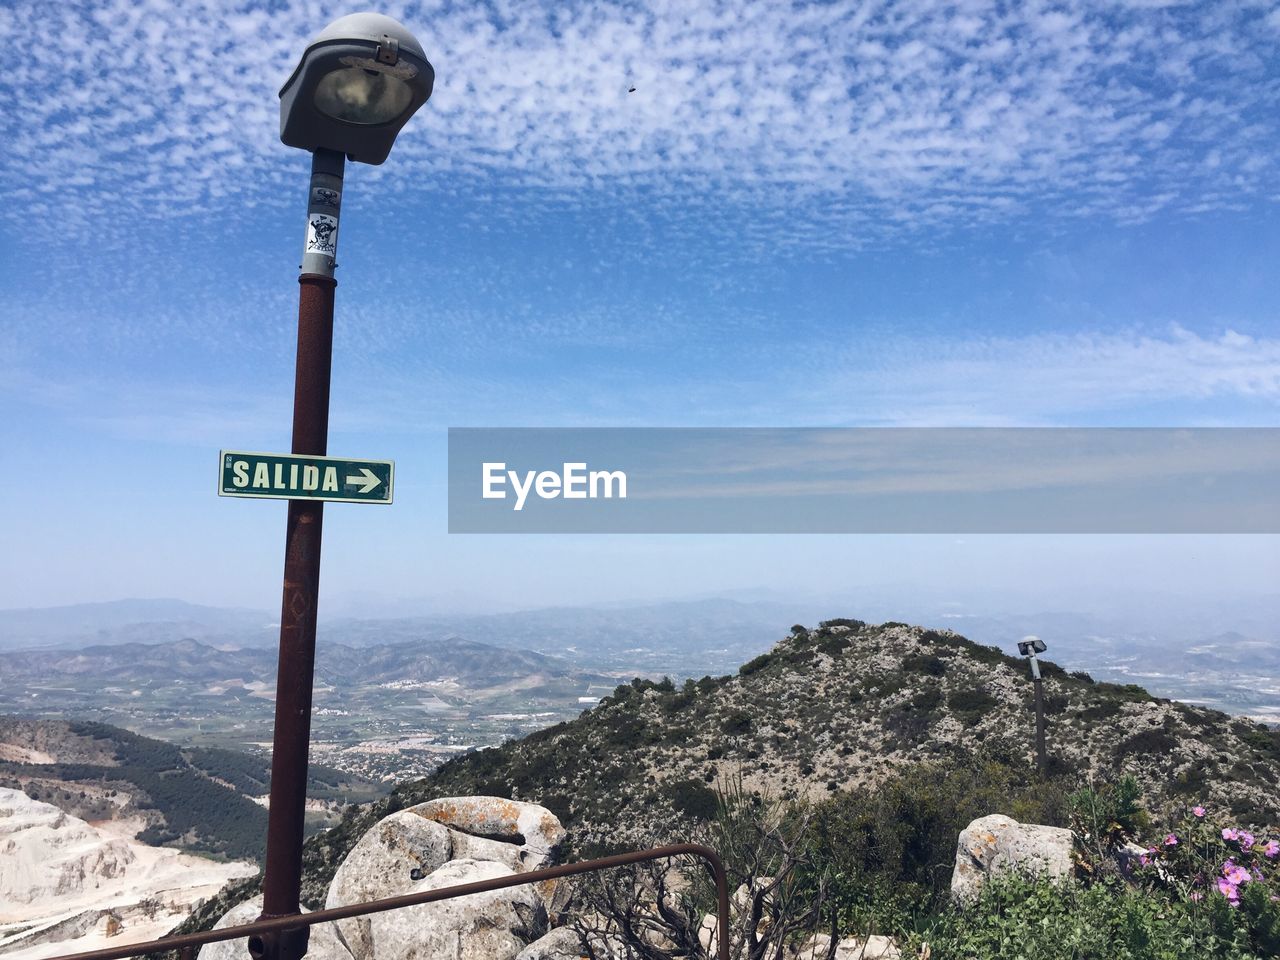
0 599 273 651
4 595 1278 720
0 636 590 689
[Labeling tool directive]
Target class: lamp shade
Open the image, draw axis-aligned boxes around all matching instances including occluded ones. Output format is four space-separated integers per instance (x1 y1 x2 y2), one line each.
280 12 434 165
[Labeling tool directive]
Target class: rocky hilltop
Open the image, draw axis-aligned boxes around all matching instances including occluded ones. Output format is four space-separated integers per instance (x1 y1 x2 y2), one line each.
412 619 1280 840
177 618 1280 935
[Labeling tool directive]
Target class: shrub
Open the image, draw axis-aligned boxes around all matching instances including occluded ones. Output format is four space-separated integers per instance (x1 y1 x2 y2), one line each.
1115 729 1180 758
947 688 999 725
663 779 719 821
1233 724 1280 763
901 653 947 676
1126 803 1280 956
810 758 1069 911
1079 700 1122 721
919 872 1256 960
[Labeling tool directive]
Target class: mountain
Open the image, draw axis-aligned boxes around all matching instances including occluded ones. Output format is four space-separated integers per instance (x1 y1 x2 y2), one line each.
0 635 593 690
0 597 820 675
175 616 1280 924
317 597 823 676
408 618 1280 841
0 600 273 652
0 718 383 862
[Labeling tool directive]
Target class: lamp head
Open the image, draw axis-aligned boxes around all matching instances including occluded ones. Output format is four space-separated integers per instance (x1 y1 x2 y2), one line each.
280 12 434 165
1017 637 1048 657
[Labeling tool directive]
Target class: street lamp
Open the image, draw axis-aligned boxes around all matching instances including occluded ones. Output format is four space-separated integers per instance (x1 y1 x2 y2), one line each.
1017 636 1048 776
254 14 433 960
280 12 434 165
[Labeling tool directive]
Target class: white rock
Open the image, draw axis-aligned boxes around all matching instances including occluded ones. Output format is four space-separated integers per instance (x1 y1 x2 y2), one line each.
197 896 351 960
0 786 255 957
795 932 901 959
406 797 566 870
514 925 585 960
367 859 545 960
951 814 1074 904
447 829 524 872
324 810 452 960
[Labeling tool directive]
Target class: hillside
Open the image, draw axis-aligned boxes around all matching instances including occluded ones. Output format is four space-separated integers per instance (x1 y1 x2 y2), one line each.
178 617 1280 925
412 619 1280 837
0 718 384 862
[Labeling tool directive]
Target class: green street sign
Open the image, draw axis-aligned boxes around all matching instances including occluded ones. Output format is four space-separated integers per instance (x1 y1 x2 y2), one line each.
218 450 394 504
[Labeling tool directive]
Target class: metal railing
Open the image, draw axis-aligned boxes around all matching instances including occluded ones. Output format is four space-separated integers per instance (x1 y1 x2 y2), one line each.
40 843 731 960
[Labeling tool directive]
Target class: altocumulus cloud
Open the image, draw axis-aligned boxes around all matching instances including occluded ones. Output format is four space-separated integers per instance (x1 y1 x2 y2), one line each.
2 0 1279 247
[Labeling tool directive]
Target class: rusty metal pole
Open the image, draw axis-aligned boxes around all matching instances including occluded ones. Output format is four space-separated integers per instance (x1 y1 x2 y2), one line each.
255 147 346 960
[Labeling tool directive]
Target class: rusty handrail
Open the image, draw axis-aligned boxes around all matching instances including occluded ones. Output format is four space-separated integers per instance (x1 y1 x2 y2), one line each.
38 842 731 960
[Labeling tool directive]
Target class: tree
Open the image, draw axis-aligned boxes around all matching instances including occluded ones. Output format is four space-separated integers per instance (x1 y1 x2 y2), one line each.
571 775 833 960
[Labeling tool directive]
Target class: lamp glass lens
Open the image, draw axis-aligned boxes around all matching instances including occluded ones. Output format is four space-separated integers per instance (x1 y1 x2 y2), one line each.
313 67 412 125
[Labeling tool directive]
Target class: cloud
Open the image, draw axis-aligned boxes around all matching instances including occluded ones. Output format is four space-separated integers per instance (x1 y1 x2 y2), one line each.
2 0 1279 248
14 323 1272 440
801 325 1280 426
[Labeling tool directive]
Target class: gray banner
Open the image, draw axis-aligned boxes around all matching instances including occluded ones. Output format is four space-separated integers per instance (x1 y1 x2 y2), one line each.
447 428 1280 533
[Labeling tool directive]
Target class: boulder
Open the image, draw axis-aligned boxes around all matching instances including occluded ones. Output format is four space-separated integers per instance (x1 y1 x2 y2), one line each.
795 933 901 959
405 797 567 870
197 896 351 960
367 859 545 960
514 925 586 959
951 814 1074 904
448 830 525 872
325 810 452 960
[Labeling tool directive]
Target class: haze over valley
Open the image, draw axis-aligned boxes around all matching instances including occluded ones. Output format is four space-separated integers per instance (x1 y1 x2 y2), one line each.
2 593 1277 789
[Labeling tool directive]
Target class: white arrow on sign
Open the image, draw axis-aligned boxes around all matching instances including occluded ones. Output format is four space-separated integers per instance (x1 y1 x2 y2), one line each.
345 467 381 494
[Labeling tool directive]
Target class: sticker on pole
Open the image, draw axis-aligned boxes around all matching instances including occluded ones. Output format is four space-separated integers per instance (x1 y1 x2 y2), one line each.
305 214 338 257
218 450 393 504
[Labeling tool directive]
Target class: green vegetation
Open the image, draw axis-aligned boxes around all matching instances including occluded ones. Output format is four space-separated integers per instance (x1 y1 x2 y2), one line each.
946 687 999 725
591 770 1280 960
923 872 1267 960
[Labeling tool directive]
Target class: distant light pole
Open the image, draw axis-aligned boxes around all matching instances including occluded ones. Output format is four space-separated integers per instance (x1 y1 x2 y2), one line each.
256 15 433 960
1018 636 1048 776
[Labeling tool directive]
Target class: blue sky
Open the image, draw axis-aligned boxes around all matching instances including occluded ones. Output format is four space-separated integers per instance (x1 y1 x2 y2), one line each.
2 0 1279 617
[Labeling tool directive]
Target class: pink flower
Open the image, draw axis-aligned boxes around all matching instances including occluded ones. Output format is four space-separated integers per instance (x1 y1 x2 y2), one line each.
1240 831 1256 852
1164 834 1178 846
1263 840 1280 859
1218 877 1240 904
1139 854 1150 866
1223 828 1239 842
1193 806 1206 818
1223 861 1251 886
